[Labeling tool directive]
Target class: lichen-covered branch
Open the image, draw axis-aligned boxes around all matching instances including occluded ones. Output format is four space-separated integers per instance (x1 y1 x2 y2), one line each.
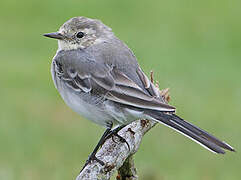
76 72 170 180
76 119 157 180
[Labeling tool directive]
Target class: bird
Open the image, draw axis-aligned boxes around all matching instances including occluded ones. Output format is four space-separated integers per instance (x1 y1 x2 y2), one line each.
44 16 235 166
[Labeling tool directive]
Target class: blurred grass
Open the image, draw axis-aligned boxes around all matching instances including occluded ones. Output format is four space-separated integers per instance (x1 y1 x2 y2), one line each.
1 0 241 179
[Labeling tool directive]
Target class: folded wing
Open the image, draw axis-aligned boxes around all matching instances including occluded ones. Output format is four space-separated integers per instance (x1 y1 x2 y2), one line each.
53 49 176 113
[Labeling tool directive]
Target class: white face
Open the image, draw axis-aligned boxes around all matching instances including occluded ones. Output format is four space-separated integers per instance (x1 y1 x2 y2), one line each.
57 27 100 51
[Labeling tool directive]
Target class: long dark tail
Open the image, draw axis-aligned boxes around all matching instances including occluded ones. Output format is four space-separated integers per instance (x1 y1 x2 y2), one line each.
146 111 235 154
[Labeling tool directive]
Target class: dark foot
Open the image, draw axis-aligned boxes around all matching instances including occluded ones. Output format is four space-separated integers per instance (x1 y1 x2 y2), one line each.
106 125 130 151
86 153 105 166
80 127 112 173
80 152 105 173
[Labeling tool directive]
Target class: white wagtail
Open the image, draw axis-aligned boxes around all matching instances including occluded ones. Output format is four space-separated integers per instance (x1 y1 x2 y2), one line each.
44 16 235 166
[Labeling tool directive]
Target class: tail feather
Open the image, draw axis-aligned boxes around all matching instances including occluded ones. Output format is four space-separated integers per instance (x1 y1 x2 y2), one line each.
171 114 235 152
146 111 235 154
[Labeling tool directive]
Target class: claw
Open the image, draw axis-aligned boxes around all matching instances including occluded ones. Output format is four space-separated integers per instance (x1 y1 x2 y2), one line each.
114 133 130 151
80 127 112 172
105 125 130 151
111 135 118 143
80 154 105 173
92 156 105 166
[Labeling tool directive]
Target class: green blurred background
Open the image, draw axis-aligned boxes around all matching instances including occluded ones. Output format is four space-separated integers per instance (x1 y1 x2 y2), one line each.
1 0 240 179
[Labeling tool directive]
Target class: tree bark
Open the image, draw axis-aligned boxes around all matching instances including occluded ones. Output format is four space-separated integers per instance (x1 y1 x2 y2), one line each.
75 119 157 180
76 72 169 180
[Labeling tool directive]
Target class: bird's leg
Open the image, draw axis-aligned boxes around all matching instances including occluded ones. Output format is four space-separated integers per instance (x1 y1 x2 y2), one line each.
105 125 130 151
80 126 112 172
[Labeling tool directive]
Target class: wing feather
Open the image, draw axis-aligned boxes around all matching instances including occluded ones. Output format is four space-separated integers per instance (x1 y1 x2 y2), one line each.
54 49 175 112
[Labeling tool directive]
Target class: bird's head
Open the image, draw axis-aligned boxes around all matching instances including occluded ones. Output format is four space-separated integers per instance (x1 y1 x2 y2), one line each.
44 16 113 50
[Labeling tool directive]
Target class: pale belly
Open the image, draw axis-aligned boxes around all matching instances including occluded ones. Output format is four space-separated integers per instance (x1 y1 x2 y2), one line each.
58 81 113 127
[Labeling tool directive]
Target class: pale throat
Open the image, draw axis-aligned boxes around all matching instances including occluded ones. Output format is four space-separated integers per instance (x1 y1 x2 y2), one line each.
58 40 85 51
57 36 107 51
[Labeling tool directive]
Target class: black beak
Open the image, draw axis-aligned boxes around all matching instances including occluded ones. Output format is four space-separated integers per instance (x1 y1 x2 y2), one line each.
43 32 64 40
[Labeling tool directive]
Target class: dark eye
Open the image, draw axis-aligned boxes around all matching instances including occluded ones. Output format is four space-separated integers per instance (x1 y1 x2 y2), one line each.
76 31 85 38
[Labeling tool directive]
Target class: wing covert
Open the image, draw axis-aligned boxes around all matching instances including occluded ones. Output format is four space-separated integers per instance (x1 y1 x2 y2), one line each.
53 49 176 112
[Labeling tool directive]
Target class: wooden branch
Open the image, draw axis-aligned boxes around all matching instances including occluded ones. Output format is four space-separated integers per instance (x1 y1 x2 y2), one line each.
76 119 157 180
76 72 170 180
117 155 138 180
